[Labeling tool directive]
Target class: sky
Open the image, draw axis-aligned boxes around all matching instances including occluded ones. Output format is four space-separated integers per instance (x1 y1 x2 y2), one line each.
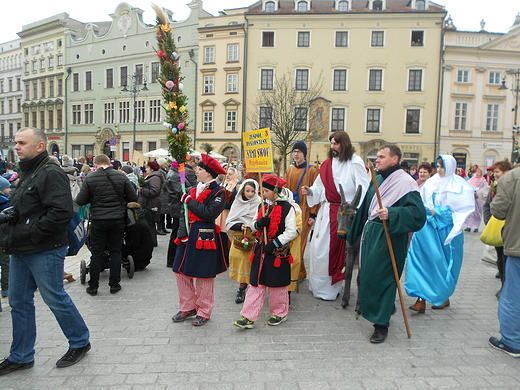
0 0 518 44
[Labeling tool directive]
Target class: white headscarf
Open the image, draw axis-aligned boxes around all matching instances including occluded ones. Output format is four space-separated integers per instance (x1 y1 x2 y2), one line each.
421 155 475 244
225 179 261 232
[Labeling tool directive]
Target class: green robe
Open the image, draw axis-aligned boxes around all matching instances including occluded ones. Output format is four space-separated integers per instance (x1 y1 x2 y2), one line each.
347 174 426 326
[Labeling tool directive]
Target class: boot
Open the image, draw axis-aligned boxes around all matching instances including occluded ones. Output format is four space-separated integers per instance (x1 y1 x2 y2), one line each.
431 299 450 310
156 223 167 235
409 298 425 313
64 272 76 282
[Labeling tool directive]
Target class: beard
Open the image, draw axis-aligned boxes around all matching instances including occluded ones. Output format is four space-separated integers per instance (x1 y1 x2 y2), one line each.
331 149 339 158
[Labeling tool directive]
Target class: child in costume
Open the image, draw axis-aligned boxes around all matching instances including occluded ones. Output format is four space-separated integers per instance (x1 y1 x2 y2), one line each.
233 174 297 328
226 179 262 303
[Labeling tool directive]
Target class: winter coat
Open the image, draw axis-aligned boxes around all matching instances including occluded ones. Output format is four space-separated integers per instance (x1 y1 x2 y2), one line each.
159 167 169 214
138 170 164 221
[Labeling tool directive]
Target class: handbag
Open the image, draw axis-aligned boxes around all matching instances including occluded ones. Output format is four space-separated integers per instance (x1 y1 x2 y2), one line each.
480 216 505 247
67 211 86 256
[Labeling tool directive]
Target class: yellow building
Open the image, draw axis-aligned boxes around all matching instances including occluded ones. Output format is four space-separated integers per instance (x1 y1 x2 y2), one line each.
211 0 447 168
440 15 520 169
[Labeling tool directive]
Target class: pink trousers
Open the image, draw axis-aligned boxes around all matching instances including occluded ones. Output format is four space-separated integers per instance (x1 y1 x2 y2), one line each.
175 273 214 319
240 285 289 322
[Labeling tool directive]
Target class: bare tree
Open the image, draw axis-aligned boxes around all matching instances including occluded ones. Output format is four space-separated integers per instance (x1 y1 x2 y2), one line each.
248 70 324 171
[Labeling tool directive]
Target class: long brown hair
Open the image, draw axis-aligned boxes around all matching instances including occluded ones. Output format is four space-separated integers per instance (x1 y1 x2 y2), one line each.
327 131 355 162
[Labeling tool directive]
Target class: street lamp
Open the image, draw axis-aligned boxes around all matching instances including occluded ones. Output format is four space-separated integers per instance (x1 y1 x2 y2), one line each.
499 68 520 163
122 73 148 156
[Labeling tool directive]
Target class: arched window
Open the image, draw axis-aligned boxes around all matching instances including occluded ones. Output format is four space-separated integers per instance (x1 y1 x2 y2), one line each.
337 0 349 11
297 1 308 12
265 1 275 12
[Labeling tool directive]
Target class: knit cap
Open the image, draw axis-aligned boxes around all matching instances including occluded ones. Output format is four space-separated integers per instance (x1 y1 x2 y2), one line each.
0 177 10 191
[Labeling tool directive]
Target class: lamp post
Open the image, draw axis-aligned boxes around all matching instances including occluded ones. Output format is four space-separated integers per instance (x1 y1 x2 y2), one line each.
122 73 148 157
499 68 520 163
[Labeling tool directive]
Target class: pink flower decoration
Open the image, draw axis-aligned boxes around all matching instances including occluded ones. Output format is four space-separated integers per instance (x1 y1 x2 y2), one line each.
177 122 184 130
165 80 174 89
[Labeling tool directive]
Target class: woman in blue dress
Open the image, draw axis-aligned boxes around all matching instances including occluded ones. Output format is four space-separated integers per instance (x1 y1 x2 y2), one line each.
405 155 475 313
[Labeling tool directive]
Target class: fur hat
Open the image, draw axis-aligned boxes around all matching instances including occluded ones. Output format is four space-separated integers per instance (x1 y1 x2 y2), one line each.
262 174 287 191
62 155 73 167
292 140 308 157
198 153 226 178
157 158 168 167
147 161 160 171
0 177 10 191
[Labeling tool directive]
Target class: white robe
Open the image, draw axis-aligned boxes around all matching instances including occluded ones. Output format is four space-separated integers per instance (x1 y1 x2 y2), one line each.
306 155 369 300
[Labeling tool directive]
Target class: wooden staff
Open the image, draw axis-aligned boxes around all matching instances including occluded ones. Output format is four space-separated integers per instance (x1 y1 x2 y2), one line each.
366 159 412 339
258 172 268 243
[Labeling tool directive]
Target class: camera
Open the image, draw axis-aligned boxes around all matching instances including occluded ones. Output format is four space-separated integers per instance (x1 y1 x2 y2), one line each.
0 206 19 225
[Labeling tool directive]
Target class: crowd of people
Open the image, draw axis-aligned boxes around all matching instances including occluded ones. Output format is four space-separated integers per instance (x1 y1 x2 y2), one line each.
1 126 519 377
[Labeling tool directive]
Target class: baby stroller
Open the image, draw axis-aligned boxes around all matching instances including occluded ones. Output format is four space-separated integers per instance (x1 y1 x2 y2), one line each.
79 216 135 285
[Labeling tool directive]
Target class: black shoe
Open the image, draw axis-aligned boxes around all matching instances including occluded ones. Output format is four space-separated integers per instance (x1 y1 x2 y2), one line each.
86 287 98 296
235 289 246 304
473 229 479 233
110 285 122 294
56 343 91 368
464 227 471 232
0 359 34 376
163 228 171 234
192 315 209 326
156 229 167 236
370 326 388 344
172 309 197 322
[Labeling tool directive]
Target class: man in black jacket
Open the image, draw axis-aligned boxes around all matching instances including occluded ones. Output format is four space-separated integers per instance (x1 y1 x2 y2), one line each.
0 127 91 376
76 154 137 295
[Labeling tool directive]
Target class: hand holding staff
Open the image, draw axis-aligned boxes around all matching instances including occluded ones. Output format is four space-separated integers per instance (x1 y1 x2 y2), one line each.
367 159 412 339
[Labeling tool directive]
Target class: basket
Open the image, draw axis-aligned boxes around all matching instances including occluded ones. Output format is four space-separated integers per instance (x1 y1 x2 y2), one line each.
233 229 255 251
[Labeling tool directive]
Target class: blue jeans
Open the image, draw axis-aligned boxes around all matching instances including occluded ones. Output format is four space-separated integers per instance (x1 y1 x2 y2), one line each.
88 218 125 289
8 246 90 364
498 255 520 351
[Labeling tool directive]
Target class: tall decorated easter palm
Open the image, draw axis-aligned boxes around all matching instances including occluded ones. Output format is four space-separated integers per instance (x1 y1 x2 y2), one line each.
152 3 192 230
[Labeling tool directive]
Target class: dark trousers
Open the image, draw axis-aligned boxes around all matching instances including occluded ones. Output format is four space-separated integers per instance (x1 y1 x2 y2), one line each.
166 217 180 267
89 219 125 288
496 246 506 284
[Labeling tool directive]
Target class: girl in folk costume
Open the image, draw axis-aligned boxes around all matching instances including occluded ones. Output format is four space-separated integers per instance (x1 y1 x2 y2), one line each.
226 179 262 303
234 175 298 329
216 166 240 262
171 154 228 326
464 167 488 233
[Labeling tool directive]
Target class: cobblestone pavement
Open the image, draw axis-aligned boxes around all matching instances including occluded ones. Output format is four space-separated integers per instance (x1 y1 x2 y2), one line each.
1 225 519 389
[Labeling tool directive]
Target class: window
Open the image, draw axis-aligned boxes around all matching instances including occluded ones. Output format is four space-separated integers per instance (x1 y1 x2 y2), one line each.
85 71 92 90
228 45 239 62
25 82 30 100
204 47 215 63
148 142 156 152
135 142 143 151
366 109 380 133
123 142 130 161
17 77 21 91
57 55 63 66
408 70 422 91
369 69 382 91
104 102 115 124
32 82 37 99
294 108 308 131
489 71 501 84
457 70 469 83
119 101 130 123
149 99 161 122
203 111 213 132
262 32 275 47
333 69 347 91
49 80 54 97
136 100 145 123
24 62 29 73
405 109 420 133
265 1 275 11
454 102 468 130
295 69 309 90
32 112 37 127
48 57 54 68
40 59 45 70
84 103 94 124
73 73 79 92
57 79 63 96
151 62 160 83
411 31 424 46
204 75 214 94
17 99 21 113
298 32 310 47
40 111 45 130
486 104 499 131
416 0 425 10
336 31 348 47
372 0 383 10
226 110 237 132
259 106 273 129
57 108 62 128
135 64 144 85
106 69 114 88
371 31 384 47
337 1 349 11
32 61 37 72
120 66 128 87
8 100 12 113
72 104 81 125
297 1 308 12
227 74 238 93
331 108 345 131
40 81 45 98
8 79 12 92
48 110 53 130
261 69 274 90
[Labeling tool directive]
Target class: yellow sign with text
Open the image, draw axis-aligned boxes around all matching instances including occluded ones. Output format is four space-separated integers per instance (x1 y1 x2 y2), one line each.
243 128 273 172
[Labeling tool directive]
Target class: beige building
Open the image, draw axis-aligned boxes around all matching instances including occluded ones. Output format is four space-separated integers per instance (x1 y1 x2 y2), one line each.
440 15 520 169
237 0 446 167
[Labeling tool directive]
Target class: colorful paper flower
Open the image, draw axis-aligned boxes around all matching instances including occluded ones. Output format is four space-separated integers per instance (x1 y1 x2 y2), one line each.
178 82 184 90
165 80 174 89
179 105 186 113
177 122 184 130
163 122 172 128
172 128 178 134
172 52 178 60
